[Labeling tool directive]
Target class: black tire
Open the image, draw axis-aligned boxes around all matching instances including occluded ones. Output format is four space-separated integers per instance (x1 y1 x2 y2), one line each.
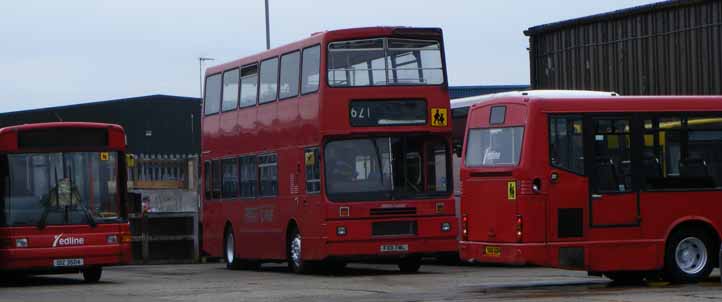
604 272 644 285
82 267 102 283
398 255 422 273
324 260 347 273
287 228 312 274
664 228 715 283
224 228 243 270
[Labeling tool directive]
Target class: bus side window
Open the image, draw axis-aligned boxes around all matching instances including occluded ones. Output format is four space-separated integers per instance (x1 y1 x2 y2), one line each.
259 58 279 103
212 160 221 199
304 148 320 194
204 74 222 115
259 154 278 197
644 115 722 190
239 156 257 198
301 45 320 94
549 116 584 175
221 158 239 199
204 161 212 200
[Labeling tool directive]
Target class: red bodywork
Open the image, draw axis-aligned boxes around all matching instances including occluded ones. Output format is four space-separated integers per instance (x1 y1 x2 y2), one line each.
201 27 457 262
459 96 722 273
0 122 132 272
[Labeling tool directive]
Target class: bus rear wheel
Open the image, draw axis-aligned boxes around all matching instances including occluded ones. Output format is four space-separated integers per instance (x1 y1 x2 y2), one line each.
664 228 715 283
398 255 422 273
82 267 102 283
604 272 644 284
224 228 242 270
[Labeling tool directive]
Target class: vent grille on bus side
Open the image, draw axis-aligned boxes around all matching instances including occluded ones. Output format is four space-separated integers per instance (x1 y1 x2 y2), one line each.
372 221 417 236
369 207 417 216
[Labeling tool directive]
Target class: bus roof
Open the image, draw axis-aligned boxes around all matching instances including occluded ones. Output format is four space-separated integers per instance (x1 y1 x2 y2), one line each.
0 122 123 135
206 26 443 76
451 90 617 110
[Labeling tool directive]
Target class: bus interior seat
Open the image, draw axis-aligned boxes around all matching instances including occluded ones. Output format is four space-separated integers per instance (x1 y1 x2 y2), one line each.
595 157 618 192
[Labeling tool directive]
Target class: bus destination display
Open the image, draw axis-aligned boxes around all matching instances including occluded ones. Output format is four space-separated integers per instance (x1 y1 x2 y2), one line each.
349 100 427 127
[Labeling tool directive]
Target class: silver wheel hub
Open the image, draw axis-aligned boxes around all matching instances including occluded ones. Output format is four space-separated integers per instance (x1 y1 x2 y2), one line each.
291 233 302 268
226 233 235 264
675 237 707 275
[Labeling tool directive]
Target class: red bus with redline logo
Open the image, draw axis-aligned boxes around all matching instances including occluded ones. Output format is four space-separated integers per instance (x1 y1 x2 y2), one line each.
0 122 131 282
459 93 722 283
201 27 457 273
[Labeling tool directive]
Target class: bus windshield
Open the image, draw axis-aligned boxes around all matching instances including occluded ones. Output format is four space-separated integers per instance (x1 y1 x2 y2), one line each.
2 152 121 227
327 38 444 87
465 127 524 167
324 135 450 201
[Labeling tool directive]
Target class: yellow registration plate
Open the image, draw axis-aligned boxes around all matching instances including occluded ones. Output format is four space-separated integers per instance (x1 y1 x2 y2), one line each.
484 246 501 257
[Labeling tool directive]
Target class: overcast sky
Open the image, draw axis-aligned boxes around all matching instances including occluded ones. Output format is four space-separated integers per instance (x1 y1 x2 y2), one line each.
0 0 657 113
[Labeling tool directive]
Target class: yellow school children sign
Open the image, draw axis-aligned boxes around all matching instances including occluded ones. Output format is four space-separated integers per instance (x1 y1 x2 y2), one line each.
431 108 447 127
507 181 517 200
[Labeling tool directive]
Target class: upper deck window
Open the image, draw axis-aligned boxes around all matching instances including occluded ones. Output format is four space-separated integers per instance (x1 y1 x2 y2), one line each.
240 65 258 107
222 68 239 112
327 38 444 87
259 58 279 103
301 45 320 94
279 51 300 99
204 74 222 115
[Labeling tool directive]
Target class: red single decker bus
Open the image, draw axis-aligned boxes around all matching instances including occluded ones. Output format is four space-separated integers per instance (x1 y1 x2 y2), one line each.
459 93 722 283
0 122 131 282
201 27 456 273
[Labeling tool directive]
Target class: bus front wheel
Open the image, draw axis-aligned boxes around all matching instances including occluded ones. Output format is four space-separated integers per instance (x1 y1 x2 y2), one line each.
82 267 102 283
398 255 422 273
664 228 715 283
287 228 312 274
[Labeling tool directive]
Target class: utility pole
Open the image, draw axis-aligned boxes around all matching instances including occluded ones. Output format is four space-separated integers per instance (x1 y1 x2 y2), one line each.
198 57 214 100
265 0 270 49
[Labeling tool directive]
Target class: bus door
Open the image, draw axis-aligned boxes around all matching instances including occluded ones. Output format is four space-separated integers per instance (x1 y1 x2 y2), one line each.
548 115 588 242
300 147 323 257
587 116 640 227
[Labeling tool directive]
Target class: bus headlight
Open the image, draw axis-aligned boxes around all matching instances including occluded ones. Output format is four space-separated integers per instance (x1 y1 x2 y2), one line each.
441 222 451 232
336 226 347 236
16 238 28 248
107 235 119 244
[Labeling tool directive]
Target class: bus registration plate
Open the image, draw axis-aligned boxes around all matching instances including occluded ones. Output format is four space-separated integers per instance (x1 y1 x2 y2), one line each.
484 246 501 257
53 258 84 267
380 244 409 253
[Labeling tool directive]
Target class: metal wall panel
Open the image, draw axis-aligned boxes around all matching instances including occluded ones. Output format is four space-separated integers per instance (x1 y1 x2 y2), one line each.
527 0 722 95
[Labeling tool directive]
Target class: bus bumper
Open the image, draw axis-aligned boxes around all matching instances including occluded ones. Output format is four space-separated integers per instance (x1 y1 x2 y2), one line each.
458 240 546 266
0 243 132 271
322 216 458 259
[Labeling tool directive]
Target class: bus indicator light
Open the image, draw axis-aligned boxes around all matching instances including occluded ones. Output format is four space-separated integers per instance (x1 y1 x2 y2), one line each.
16 238 28 248
339 207 350 217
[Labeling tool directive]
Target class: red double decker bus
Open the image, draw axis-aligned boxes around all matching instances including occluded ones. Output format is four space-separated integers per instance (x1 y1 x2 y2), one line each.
201 27 456 273
459 93 722 283
0 122 131 282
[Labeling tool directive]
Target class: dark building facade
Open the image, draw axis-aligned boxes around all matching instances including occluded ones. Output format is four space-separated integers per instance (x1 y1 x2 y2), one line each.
526 0 722 95
0 94 201 155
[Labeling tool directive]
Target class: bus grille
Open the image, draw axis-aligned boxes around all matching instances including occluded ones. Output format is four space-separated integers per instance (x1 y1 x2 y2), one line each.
372 221 417 236
369 207 416 216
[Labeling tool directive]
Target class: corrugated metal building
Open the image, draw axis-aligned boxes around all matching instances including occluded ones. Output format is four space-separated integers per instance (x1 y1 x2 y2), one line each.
526 0 722 95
